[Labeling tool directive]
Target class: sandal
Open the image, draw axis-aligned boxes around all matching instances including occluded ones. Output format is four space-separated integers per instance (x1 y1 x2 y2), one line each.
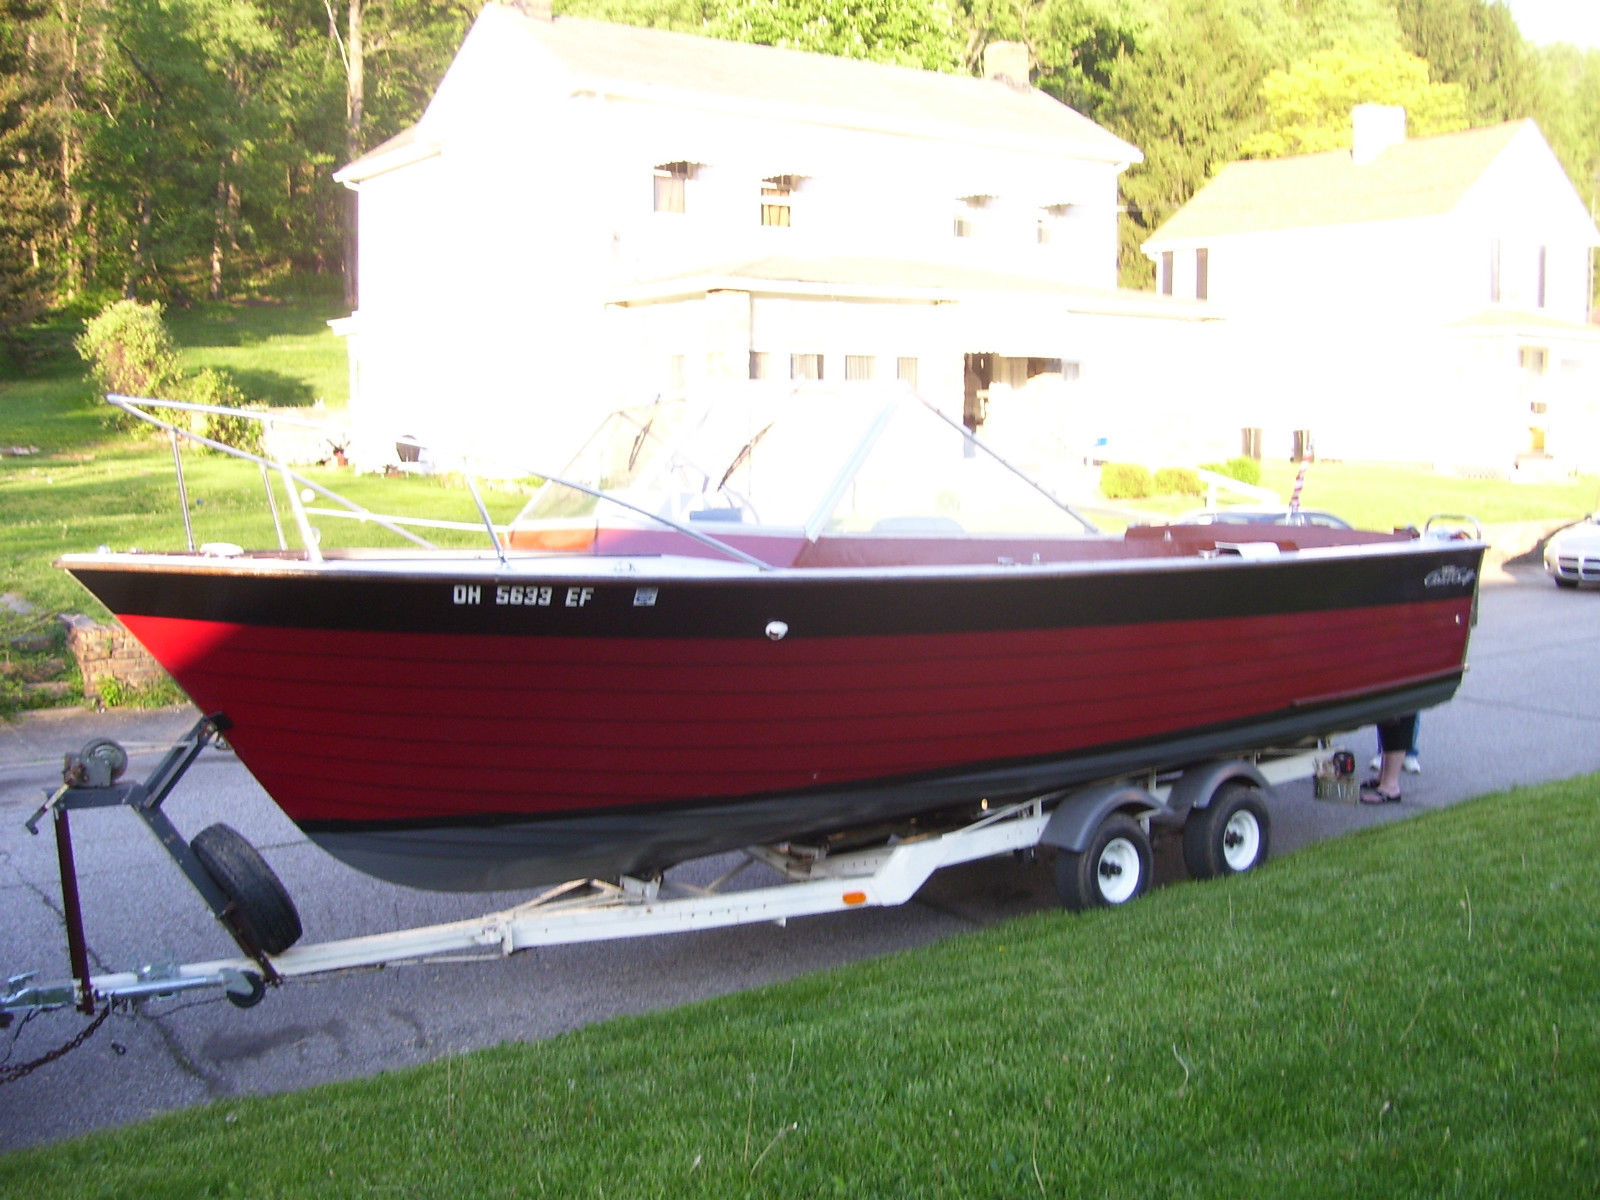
1359 785 1401 805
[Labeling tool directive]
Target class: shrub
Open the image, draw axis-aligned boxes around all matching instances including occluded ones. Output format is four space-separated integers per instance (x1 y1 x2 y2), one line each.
75 299 181 401
1100 462 1153 500
1153 467 1203 497
77 299 259 452
1223 456 1262 486
178 367 263 455
1201 457 1264 487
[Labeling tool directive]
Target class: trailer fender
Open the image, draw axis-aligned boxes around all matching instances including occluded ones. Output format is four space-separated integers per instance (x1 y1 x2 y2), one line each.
1040 783 1164 855
1167 761 1269 821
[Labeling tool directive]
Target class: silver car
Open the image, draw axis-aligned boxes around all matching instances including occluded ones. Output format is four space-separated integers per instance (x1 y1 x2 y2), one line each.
1545 514 1600 588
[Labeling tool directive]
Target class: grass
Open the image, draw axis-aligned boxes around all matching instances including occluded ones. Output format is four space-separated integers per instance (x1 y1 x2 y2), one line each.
1255 460 1598 531
165 292 351 409
1118 461 1599 532
0 288 519 714
1 774 1597 1196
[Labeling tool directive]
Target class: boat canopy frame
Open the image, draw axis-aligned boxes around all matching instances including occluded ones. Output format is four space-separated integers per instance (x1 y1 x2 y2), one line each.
104 394 777 570
105 386 1097 574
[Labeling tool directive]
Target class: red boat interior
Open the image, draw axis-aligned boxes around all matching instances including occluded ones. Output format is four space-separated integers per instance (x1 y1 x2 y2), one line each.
501 521 1415 570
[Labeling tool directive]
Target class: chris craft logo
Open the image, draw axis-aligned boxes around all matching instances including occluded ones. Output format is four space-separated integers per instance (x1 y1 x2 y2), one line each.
1424 565 1476 589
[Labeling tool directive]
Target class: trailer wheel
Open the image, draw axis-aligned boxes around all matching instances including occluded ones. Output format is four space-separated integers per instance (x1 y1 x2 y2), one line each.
1055 814 1151 911
1182 784 1270 880
191 824 302 955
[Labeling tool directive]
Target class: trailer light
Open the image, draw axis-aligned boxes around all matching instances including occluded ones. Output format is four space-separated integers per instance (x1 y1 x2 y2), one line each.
843 891 867 906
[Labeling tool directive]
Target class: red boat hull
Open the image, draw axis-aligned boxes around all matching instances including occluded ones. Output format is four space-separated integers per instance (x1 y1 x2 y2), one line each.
66 538 1481 889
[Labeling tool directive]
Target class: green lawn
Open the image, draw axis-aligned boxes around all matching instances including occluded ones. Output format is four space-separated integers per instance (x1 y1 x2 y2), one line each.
2 774 1596 1197
1117 460 1598 533
0 290 511 714
1255 460 1598 531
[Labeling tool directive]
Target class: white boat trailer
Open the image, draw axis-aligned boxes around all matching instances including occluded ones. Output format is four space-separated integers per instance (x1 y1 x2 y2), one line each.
1 713 1347 1024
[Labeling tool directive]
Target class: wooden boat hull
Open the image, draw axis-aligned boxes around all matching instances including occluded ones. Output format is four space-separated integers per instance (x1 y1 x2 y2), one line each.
62 537 1482 890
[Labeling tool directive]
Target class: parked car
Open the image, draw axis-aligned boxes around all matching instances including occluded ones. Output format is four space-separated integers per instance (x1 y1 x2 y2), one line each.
1544 514 1600 588
1175 506 1353 530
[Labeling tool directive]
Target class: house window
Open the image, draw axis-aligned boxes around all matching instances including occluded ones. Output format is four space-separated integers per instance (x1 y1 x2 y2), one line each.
1159 251 1174 296
1536 245 1547 308
1489 237 1501 303
1062 361 1081 382
1196 248 1209 300
791 353 823 380
749 351 771 380
845 355 876 381
1037 203 1072 244
955 195 992 239
761 176 799 227
897 357 919 389
1519 346 1548 375
654 162 694 213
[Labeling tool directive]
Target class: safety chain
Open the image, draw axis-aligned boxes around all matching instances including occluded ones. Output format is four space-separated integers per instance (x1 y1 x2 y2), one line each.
0 1005 111 1086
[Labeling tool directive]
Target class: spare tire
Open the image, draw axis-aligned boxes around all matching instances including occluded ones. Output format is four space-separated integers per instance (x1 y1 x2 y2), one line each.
191 823 302 955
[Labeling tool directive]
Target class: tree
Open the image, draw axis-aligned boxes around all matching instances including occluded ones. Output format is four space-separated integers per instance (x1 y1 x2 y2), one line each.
323 0 477 305
1395 0 1537 124
0 0 62 336
953 0 1140 111
704 0 963 71
1238 42 1469 159
1094 0 1277 284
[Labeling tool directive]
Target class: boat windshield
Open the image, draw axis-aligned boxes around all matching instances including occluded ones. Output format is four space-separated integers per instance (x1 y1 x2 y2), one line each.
511 385 1093 543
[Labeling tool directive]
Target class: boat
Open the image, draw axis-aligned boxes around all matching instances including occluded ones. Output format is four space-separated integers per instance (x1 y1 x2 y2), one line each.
58 387 1483 892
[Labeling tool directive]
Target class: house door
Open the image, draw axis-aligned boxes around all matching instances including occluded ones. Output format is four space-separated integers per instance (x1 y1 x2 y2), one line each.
962 352 993 431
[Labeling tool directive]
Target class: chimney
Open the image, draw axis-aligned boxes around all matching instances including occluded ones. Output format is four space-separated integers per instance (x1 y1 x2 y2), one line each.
983 41 1031 89
1351 104 1406 165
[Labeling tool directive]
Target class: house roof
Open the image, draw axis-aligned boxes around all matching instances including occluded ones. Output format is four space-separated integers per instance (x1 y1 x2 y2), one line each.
607 255 1213 320
431 3 1136 163
1145 121 1532 244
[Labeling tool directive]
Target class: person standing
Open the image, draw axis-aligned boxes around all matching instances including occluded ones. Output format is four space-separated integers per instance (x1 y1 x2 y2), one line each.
1361 715 1415 804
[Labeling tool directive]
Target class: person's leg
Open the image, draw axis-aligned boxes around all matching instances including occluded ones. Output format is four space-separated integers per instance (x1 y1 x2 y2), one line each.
1365 718 1410 802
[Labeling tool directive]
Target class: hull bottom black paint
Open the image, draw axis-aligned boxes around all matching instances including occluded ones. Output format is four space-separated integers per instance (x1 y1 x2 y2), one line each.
303 676 1457 890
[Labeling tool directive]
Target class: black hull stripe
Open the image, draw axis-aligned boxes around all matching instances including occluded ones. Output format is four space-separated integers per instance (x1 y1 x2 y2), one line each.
66 543 1483 641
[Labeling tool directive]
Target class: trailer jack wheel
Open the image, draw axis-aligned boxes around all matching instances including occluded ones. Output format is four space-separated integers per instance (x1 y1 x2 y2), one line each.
1182 784 1270 880
223 970 267 1009
1055 814 1151 912
191 824 303 956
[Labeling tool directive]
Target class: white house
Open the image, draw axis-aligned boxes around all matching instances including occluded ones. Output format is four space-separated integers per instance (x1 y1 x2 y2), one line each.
334 1 1221 481
1142 107 1600 473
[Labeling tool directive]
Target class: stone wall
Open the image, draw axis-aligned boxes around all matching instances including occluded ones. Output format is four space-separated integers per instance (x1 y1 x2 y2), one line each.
61 614 169 695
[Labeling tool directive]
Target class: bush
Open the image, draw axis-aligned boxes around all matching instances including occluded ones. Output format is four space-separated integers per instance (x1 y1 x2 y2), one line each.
1201 457 1264 487
178 367 263 455
75 299 181 401
1223 456 1262 487
77 299 259 453
1153 467 1202 497
1100 462 1153 500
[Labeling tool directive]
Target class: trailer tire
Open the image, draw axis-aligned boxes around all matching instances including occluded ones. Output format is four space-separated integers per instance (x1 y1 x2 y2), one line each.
191 824 302 955
1182 784 1270 880
1054 814 1151 911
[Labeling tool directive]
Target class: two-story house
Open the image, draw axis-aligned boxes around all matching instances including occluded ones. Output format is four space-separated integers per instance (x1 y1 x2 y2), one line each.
334 1 1218 479
1142 106 1600 473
